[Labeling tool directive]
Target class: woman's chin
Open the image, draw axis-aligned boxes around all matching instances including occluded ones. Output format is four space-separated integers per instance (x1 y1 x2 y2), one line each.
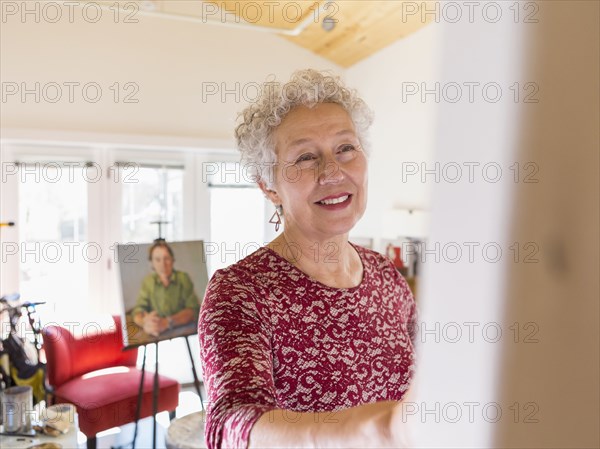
312 220 359 240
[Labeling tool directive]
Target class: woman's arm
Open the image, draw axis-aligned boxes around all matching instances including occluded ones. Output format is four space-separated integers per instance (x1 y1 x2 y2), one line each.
249 399 412 449
199 270 279 449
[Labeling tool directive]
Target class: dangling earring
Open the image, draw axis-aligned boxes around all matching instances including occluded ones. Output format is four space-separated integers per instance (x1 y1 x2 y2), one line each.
269 208 281 232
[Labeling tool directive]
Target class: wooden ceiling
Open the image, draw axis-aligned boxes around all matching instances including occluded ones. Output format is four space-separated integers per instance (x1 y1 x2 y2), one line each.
112 1 435 67
214 1 435 67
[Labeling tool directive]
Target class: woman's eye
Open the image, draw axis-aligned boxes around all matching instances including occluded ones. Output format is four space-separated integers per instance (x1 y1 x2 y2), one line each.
296 154 316 163
339 144 356 152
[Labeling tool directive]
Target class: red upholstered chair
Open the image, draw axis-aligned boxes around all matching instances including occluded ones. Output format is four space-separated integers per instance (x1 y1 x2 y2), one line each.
43 316 179 449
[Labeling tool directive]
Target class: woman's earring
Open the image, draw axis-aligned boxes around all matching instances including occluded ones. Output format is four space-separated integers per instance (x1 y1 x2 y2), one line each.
269 208 282 232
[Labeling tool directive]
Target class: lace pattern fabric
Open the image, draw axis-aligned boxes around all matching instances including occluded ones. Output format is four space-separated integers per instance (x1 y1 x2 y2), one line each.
198 243 417 449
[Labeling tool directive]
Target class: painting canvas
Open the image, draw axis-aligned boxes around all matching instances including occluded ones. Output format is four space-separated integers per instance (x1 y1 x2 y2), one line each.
116 240 208 348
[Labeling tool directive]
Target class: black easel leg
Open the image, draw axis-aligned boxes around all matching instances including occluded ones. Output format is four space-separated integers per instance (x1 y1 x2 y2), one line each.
132 345 147 449
184 336 205 411
152 342 159 449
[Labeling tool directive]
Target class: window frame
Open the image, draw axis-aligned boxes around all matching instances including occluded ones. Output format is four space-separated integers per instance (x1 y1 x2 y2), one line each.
0 138 274 313
0 142 103 310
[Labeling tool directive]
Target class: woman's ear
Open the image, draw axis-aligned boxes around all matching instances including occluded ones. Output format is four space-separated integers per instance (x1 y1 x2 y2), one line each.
257 179 281 205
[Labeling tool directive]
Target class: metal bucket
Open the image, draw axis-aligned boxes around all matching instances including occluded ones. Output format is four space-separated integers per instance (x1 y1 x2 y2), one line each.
1 386 33 433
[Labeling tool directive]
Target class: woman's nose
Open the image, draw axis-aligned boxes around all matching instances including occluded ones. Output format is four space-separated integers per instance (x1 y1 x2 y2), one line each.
317 156 344 184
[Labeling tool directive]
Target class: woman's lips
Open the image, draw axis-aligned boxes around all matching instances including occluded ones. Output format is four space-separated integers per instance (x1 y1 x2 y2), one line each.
315 194 353 210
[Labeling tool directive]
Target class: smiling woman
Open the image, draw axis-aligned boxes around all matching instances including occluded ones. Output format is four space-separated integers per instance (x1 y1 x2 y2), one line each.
262 102 368 289
198 69 418 449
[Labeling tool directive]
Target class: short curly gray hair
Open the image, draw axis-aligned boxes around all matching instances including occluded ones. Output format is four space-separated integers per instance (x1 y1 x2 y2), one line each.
234 69 374 190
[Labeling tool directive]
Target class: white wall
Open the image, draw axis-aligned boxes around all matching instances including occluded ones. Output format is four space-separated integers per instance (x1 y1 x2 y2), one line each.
409 2 599 448
0 2 339 140
346 23 441 241
409 5 526 445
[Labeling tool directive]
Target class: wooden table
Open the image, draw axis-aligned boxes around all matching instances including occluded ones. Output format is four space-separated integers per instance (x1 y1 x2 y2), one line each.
165 411 207 449
0 424 80 448
0 403 81 449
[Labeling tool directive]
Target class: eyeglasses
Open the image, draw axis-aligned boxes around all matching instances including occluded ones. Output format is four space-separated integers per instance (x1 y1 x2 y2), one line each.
279 143 364 172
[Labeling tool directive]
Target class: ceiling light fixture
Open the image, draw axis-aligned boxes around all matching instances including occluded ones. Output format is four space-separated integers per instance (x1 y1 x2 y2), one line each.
322 17 336 32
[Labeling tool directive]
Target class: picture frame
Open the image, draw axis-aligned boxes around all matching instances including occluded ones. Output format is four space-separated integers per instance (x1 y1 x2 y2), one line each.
115 240 208 348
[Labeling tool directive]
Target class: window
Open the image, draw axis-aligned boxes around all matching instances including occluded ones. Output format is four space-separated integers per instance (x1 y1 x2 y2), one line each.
1 145 197 315
207 162 267 275
120 164 184 243
17 162 90 312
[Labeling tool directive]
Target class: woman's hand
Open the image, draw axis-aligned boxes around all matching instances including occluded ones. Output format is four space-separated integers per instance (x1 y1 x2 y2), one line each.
388 388 417 448
350 398 414 448
250 391 418 449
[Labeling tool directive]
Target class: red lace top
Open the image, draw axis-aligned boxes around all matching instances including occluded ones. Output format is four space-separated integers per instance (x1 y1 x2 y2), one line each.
198 242 417 449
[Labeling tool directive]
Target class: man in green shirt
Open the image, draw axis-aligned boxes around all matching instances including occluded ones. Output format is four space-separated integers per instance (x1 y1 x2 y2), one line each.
132 241 200 336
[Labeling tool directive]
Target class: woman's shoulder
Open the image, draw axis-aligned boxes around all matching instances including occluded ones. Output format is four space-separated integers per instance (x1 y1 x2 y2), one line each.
201 247 278 323
210 246 274 279
204 246 277 300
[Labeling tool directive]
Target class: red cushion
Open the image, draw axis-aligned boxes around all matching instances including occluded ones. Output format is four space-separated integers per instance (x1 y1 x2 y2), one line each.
54 367 179 437
43 316 138 389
